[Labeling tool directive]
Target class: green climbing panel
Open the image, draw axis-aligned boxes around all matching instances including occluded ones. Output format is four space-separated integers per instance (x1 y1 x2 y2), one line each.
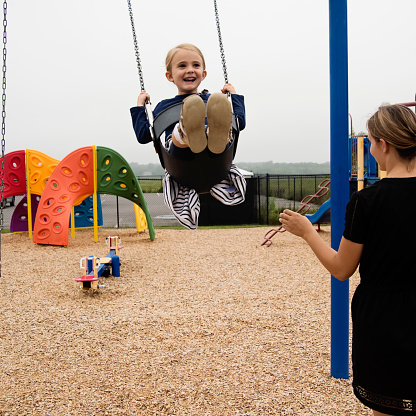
96 146 155 240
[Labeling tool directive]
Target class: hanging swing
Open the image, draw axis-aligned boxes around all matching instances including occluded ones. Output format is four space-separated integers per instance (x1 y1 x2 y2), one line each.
127 0 239 194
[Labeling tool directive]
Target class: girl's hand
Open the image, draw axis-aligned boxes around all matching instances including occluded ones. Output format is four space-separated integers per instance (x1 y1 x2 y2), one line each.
279 209 315 239
221 83 236 95
137 92 151 107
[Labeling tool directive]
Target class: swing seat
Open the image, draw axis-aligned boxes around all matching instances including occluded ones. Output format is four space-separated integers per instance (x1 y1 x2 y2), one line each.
152 102 239 194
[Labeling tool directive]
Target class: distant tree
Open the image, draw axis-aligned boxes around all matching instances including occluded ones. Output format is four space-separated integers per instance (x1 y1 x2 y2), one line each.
129 161 330 176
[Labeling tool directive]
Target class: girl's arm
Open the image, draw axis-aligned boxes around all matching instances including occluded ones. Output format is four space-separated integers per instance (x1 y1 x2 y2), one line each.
130 107 153 144
279 209 363 281
221 83 236 95
130 92 153 144
221 84 246 131
137 92 150 106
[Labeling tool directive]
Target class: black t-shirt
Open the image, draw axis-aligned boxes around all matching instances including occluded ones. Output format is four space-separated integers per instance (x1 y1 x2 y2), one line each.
344 177 416 291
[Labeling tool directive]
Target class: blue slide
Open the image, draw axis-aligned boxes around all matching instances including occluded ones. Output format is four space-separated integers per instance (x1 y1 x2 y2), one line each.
306 198 331 224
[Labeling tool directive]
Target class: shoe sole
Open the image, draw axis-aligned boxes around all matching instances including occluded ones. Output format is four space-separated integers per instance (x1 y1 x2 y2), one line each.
206 93 232 154
181 95 207 153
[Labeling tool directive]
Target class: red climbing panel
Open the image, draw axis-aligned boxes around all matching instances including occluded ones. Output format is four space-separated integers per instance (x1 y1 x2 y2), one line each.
33 147 94 246
2 150 27 198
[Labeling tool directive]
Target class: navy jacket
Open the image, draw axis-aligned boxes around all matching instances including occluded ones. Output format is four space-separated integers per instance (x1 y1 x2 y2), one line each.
130 90 246 145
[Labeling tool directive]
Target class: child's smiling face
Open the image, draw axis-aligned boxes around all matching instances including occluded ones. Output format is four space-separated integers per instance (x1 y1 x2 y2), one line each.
166 49 207 95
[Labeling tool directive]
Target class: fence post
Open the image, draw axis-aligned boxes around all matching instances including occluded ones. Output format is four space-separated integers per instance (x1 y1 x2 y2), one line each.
257 176 261 223
116 195 120 228
293 176 296 210
266 174 269 224
300 175 303 201
277 176 280 199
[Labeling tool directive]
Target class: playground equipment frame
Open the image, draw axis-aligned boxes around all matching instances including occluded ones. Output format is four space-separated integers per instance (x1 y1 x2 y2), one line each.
329 0 349 379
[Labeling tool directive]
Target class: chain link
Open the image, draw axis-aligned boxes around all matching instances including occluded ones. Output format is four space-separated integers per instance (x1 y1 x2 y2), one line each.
127 0 145 92
213 0 228 85
0 0 6 276
127 0 228 91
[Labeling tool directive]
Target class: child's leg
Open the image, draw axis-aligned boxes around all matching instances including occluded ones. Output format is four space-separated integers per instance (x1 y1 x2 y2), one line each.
206 92 233 154
174 95 207 154
171 124 189 149
168 135 194 161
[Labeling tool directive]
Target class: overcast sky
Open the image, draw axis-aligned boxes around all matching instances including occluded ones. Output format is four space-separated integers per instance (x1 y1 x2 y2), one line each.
5 0 416 166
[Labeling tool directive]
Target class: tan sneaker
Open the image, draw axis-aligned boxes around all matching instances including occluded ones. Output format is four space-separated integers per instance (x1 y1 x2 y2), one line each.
179 95 207 153
206 92 233 154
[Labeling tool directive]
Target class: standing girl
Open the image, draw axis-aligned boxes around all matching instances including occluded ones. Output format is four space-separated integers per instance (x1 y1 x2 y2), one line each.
279 104 416 416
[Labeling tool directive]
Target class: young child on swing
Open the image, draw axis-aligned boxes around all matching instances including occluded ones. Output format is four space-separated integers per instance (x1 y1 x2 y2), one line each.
279 104 416 416
130 43 246 229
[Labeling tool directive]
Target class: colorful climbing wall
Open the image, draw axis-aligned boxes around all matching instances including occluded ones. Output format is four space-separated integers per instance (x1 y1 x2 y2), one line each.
2 150 26 198
71 195 103 228
32 146 155 246
10 194 103 233
26 149 60 196
96 146 155 240
10 194 40 233
33 147 95 246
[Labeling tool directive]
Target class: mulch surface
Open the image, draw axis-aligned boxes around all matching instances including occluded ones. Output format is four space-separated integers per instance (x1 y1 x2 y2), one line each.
0 227 369 415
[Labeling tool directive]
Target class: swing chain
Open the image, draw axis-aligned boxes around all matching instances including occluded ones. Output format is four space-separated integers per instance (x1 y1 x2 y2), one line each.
0 1 6 221
0 0 6 276
127 0 146 92
213 0 228 85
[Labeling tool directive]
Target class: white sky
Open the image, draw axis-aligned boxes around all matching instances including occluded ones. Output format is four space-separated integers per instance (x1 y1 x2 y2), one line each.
5 0 416 165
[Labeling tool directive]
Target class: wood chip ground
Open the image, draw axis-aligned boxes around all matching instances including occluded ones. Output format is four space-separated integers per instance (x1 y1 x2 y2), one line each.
0 227 371 415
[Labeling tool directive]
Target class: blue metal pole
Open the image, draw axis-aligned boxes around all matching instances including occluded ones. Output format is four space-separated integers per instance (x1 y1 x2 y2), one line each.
329 0 350 379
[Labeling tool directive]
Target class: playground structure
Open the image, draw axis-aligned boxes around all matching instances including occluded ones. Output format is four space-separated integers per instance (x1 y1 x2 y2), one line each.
305 198 331 231
261 179 331 247
305 134 381 231
2 146 155 246
4 149 104 233
349 135 379 194
263 132 383 244
76 236 122 290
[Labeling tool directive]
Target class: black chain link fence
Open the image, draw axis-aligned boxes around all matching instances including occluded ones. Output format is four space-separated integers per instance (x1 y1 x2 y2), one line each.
0 174 331 230
255 174 331 225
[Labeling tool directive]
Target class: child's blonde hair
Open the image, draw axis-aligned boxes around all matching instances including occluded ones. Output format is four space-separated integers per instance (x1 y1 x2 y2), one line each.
165 43 206 73
367 104 416 160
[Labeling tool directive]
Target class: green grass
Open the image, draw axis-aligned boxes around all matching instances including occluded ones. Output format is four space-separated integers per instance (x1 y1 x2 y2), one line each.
268 176 331 201
137 180 163 193
260 197 321 226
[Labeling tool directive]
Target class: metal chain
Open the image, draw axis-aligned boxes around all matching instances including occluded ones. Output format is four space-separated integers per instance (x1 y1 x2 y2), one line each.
213 0 228 85
127 0 145 92
0 0 7 277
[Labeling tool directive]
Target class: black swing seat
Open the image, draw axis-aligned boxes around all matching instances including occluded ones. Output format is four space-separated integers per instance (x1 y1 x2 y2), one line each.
152 102 239 194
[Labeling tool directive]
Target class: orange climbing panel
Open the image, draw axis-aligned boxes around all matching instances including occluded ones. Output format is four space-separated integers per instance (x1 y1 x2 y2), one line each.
33 147 94 246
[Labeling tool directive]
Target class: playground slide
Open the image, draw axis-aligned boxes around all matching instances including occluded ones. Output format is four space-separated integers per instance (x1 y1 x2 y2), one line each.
305 198 331 225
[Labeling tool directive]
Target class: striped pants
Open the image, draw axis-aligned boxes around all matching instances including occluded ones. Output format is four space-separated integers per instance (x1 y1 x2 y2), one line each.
163 164 247 230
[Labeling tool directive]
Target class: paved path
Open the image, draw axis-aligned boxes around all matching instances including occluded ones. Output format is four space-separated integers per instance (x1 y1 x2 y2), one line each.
1 194 180 230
